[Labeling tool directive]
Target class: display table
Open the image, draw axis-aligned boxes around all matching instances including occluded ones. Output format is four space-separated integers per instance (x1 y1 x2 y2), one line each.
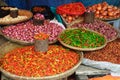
0 35 110 80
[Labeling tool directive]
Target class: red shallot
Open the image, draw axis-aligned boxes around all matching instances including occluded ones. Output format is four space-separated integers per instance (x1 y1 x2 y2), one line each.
2 20 64 43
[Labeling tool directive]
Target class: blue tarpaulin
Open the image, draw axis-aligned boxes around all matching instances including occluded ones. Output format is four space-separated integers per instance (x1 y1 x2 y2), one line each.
5 0 120 10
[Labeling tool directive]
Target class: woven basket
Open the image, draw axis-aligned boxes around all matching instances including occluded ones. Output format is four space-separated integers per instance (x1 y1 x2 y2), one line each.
0 42 83 80
0 9 33 25
0 30 60 45
58 28 107 51
96 19 119 42
1 54 82 80
67 19 119 42
0 20 65 45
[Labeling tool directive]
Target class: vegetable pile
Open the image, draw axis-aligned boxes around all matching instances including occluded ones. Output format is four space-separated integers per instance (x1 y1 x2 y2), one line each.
57 2 85 23
88 2 120 19
84 38 120 64
59 28 106 48
1 45 79 77
69 19 117 41
34 32 49 40
89 75 120 80
32 7 46 13
57 2 86 15
33 13 45 20
32 6 54 20
1 20 64 43
61 14 81 23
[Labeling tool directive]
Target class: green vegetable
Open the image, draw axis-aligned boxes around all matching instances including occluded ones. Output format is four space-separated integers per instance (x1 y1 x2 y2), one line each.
60 29 105 48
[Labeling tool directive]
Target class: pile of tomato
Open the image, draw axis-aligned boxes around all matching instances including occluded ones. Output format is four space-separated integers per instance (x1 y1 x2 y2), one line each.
1 45 79 77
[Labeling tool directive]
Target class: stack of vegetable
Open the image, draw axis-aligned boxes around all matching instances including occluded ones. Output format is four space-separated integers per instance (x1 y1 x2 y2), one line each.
1 20 64 44
1 45 79 77
84 38 120 64
69 19 118 42
89 75 120 80
34 32 49 40
32 6 54 20
33 13 45 20
57 2 86 23
88 2 120 19
61 14 81 23
59 28 106 51
33 13 45 25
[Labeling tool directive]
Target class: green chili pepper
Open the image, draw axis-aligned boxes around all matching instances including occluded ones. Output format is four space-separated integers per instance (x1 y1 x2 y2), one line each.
60 29 105 48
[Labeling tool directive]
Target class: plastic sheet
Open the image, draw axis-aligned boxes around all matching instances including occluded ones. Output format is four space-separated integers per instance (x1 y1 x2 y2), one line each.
82 58 120 76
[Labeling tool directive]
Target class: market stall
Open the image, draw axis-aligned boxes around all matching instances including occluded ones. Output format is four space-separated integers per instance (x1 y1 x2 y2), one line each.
0 1 120 80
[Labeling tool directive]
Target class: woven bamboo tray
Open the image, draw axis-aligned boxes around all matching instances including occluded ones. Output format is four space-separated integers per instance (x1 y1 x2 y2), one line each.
0 9 33 25
97 19 119 42
0 42 83 80
67 19 119 42
58 28 107 51
0 30 33 45
0 30 59 45
0 20 65 45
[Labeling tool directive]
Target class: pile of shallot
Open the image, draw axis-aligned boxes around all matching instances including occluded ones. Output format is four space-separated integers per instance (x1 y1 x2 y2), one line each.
69 20 117 41
2 20 64 43
33 13 45 20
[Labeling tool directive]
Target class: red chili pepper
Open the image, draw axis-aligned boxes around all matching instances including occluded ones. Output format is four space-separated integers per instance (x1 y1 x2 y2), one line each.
2 45 79 77
57 2 86 15
34 32 49 40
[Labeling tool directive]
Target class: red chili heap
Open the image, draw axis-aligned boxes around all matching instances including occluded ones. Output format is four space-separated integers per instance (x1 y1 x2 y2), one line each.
34 33 49 40
1 45 79 77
